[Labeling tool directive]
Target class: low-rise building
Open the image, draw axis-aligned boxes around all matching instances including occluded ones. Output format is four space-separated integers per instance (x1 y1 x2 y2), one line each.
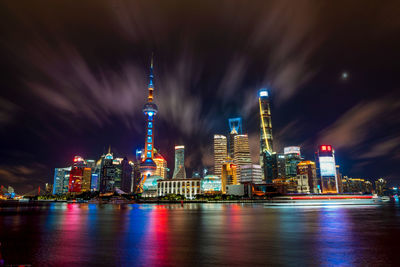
296 175 310 193
158 178 201 199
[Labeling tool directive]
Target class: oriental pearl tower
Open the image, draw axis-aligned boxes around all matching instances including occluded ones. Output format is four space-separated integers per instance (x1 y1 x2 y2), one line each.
137 55 158 192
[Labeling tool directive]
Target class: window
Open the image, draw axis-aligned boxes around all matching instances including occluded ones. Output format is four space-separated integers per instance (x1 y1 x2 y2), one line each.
147 152 151 158
147 136 152 143
148 122 153 128
148 129 152 135
147 144 152 151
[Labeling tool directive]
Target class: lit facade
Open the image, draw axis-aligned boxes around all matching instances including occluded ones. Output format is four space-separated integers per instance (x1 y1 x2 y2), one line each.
259 89 273 180
221 161 238 193
342 176 373 194
233 134 252 181
172 146 186 179
201 175 222 194
81 167 92 192
100 153 116 193
68 156 86 193
142 175 164 197
157 179 201 199
240 164 263 184
295 175 311 193
53 167 71 194
139 56 159 191
214 135 227 178
297 160 319 193
284 146 302 178
154 153 167 179
265 152 286 182
317 145 338 193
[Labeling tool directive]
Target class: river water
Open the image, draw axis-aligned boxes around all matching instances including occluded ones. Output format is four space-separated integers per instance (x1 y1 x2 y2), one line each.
0 202 399 266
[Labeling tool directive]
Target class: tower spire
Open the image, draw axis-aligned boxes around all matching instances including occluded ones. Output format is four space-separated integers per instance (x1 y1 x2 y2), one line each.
148 53 154 102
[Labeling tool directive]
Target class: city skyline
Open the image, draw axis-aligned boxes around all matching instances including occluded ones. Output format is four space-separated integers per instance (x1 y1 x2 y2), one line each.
1 1 400 193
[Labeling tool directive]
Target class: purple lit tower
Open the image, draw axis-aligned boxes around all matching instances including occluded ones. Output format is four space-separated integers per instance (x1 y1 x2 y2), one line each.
138 56 158 192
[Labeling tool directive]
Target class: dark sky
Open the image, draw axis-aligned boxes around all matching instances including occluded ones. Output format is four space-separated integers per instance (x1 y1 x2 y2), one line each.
1 0 400 193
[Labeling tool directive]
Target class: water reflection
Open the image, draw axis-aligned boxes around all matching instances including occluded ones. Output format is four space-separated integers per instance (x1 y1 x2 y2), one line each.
0 203 399 266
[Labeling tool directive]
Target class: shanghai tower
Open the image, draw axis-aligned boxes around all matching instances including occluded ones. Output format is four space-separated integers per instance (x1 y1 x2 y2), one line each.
258 89 273 181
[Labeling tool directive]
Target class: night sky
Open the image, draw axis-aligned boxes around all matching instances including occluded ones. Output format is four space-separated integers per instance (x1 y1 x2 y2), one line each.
1 1 399 193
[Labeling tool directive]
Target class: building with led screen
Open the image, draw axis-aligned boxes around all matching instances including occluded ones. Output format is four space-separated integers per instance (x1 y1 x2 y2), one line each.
317 145 338 193
201 175 222 194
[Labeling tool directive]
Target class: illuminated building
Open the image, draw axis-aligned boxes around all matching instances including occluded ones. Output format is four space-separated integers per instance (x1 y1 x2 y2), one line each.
100 152 116 193
113 158 123 189
131 162 141 193
336 165 343 193
53 167 71 194
259 89 273 180
233 134 252 181
157 179 201 199
284 146 302 178
91 173 99 191
139 55 158 192
295 175 310 193
264 152 286 182
81 167 92 192
154 153 167 179
342 176 373 194
228 117 242 157
121 157 133 193
68 156 86 193
142 175 164 197
240 164 262 184
297 161 318 193
317 145 338 193
214 135 227 178
91 156 105 191
221 161 238 193
172 145 186 179
201 175 222 194
375 178 387 196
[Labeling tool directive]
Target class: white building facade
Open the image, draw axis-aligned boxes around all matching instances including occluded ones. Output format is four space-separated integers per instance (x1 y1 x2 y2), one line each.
157 179 201 199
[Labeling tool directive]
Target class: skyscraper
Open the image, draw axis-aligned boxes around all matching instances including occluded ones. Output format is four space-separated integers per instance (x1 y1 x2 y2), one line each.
53 167 71 194
259 89 274 180
154 153 168 179
121 157 133 193
316 145 338 193
172 146 186 179
221 161 238 193
297 161 318 193
100 152 116 193
284 146 302 178
139 55 158 192
228 117 242 157
68 156 86 193
81 167 92 192
233 134 252 182
214 135 227 178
